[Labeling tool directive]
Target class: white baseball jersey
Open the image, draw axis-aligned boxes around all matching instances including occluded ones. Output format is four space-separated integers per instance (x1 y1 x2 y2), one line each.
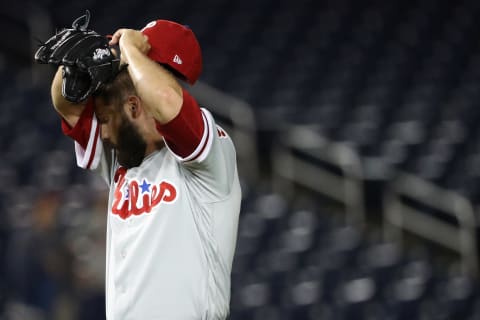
61 89 241 319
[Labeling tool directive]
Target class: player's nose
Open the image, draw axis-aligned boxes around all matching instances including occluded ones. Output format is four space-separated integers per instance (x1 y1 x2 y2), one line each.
100 123 111 142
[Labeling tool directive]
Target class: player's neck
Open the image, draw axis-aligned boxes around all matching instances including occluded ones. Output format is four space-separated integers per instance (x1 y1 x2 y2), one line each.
145 139 165 157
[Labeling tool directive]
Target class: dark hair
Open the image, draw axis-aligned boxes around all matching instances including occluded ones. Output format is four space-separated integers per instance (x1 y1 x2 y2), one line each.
94 66 136 108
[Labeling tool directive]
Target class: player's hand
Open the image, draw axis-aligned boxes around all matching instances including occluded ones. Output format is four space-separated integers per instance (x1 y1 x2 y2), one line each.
109 29 150 58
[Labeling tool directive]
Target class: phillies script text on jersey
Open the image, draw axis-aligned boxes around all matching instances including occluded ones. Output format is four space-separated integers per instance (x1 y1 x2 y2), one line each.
112 169 177 219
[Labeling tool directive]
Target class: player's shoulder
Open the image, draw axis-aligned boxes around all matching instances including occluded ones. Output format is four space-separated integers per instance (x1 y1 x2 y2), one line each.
184 106 236 165
200 108 230 139
214 125 230 140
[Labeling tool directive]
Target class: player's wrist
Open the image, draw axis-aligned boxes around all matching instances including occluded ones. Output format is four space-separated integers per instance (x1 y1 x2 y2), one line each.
119 44 142 64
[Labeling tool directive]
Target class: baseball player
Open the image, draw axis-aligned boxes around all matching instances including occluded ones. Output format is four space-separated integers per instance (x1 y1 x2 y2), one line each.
35 11 241 320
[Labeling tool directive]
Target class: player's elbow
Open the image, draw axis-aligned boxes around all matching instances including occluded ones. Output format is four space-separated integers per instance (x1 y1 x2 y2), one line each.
51 68 71 111
148 86 183 124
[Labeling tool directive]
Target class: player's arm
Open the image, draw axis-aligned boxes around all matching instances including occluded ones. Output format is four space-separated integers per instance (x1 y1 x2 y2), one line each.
110 28 205 160
109 29 183 124
51 66 105 172
51 66 87 128
111 28 235 197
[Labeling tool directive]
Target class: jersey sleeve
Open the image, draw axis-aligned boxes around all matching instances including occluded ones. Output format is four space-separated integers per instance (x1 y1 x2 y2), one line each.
156 89 238 200
60 99 114 185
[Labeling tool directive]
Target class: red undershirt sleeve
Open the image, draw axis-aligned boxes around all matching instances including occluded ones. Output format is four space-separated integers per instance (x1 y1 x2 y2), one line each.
155 88 205 159
59 98 103 170
60 98 95 149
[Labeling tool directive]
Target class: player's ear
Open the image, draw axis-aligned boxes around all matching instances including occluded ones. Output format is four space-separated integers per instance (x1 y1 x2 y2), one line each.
125 95 142 119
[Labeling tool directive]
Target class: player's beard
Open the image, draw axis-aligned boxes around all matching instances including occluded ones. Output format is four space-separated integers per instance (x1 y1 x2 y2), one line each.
115 117 147 169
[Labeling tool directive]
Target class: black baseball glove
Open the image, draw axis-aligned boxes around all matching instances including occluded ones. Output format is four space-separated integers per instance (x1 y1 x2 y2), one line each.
35 10 120 103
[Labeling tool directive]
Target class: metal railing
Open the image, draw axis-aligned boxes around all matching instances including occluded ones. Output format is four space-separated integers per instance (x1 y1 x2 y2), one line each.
384 173 478 275
272 125 365 225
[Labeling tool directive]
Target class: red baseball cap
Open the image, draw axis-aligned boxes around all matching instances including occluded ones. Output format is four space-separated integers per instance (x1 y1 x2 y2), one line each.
141 20 202 85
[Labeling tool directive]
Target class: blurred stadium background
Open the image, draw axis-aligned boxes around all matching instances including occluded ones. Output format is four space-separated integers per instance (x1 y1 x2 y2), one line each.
2 0 480 319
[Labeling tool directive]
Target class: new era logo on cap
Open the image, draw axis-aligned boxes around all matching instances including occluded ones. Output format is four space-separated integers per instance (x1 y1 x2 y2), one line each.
173 55 182 65
141 19 202 85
